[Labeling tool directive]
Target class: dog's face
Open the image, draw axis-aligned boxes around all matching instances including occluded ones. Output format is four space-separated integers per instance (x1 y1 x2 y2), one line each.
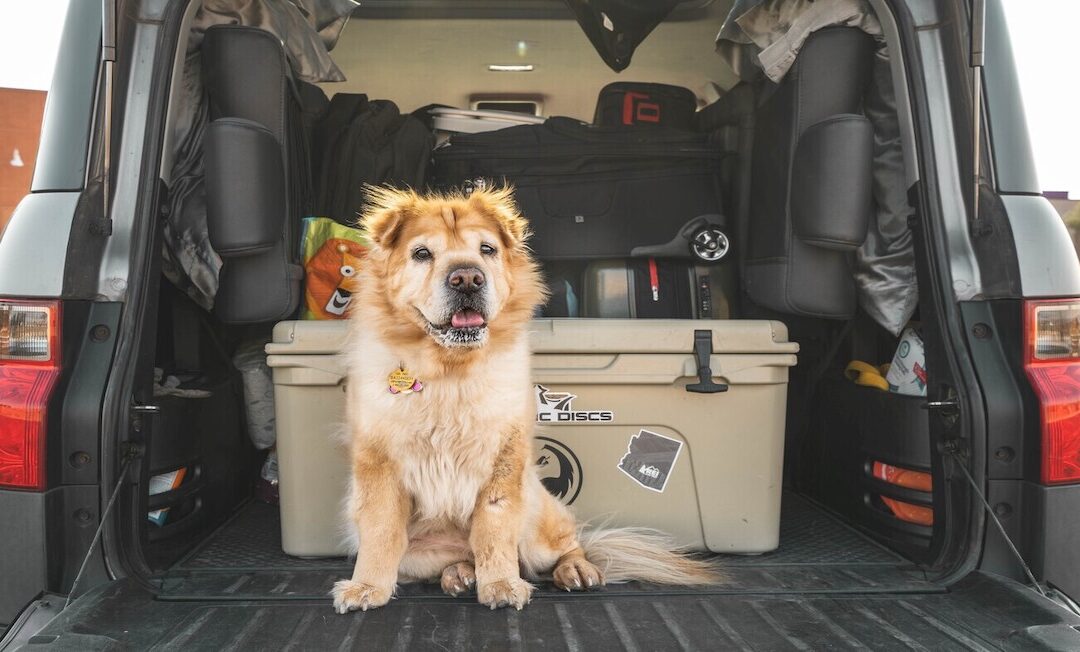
359 187 545 350
392 207 508 348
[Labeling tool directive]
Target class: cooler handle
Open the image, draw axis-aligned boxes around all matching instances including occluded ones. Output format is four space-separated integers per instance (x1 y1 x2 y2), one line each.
686 329 729 394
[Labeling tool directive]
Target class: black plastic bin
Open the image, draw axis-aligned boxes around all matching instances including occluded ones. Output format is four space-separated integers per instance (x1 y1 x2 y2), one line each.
803 377 933 558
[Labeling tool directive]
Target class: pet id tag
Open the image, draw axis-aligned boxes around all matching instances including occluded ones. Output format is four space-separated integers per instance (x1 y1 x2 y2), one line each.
388 367 423 394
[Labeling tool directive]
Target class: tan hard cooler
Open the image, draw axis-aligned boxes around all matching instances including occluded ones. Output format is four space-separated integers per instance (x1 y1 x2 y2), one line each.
266 319 798 557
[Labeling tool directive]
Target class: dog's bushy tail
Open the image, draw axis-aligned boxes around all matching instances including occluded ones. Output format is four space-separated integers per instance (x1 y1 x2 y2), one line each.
580 526 725 585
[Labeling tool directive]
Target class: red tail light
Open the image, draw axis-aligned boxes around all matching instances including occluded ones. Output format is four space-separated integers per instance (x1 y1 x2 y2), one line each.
1024 299 1080 484
0 300 61 490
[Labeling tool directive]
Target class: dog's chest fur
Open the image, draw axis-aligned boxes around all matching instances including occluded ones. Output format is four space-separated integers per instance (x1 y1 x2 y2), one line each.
347 336 533 524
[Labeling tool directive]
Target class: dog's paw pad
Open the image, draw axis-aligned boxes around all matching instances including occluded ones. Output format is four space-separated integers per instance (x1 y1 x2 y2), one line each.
440 562 477 597
331 579 391 614
477 577 533 610
553 558 605 592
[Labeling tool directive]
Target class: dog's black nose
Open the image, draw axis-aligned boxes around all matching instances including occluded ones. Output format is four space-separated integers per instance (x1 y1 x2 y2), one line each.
447 267 485 294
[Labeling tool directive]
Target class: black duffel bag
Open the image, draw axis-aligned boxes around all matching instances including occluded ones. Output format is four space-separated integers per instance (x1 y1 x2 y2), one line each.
433 117 728 261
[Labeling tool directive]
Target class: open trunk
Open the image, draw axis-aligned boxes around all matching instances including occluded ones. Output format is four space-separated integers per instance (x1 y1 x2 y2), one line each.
120 0 984 614
21 0 1080 648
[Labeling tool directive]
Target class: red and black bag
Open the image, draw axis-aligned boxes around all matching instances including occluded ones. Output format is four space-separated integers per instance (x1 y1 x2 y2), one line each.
593 82 698 129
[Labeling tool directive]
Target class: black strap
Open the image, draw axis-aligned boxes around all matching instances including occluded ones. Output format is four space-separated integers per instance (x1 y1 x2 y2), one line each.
686 329 729 394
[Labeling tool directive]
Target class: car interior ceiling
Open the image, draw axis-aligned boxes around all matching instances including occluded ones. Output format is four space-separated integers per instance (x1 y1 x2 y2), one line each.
126 0 950 597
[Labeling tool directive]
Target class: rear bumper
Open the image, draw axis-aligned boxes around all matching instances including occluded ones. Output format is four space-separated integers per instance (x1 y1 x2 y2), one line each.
0 592 63 649
0 485 103 626
0 489 49 626
1023 482 1080 601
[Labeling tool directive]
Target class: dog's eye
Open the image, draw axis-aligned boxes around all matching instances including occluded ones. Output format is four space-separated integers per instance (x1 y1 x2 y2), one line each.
412 247 432 262
480 243 497 257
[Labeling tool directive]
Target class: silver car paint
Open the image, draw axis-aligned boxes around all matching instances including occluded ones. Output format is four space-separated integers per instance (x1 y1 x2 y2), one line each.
0 192 79 297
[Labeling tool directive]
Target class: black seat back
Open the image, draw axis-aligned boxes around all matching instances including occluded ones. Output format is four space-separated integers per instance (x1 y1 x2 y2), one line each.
202 26 319 324
744 27 876 319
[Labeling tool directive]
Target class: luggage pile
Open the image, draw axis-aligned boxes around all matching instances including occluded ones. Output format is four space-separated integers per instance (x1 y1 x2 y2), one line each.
297 81 737 321
259 79 800 558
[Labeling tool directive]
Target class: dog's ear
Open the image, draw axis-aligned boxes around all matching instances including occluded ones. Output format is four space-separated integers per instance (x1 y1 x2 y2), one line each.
359 186 414 248
470 187 531 250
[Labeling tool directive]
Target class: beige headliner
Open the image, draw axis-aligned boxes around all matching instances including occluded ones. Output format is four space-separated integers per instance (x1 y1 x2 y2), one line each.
324 2 740 120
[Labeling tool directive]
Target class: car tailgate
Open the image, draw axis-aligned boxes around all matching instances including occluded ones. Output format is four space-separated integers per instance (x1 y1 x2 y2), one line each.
6 572 1080 651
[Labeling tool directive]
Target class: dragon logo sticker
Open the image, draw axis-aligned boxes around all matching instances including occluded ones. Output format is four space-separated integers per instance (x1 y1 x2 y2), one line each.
534 436 583 505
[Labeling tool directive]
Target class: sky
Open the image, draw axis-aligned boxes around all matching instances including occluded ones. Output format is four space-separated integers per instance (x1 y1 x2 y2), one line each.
0 0 1075 196
0 0 69 92
1001 0 1080 197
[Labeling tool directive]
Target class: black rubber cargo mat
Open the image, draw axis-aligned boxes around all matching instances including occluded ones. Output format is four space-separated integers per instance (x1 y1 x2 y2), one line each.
163 493 931 601
174 502 345 571
176 494 900 571
27 573 1080 650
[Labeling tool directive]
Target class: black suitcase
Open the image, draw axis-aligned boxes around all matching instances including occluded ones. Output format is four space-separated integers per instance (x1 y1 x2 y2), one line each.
581 258 698 318
433 117 727 261
593 82 698 129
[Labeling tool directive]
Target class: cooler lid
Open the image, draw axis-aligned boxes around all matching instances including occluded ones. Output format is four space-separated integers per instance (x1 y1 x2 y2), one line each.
267 320 349 355
266 319 799 356
530 319 798 354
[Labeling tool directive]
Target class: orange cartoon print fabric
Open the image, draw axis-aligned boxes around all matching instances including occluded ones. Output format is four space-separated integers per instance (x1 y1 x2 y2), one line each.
301 217 371 320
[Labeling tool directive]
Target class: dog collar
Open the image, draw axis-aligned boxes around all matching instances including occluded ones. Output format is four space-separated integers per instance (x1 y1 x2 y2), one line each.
388 366 423 394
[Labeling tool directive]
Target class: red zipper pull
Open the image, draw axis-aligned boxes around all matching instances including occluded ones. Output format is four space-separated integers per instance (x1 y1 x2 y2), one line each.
648 258 660 302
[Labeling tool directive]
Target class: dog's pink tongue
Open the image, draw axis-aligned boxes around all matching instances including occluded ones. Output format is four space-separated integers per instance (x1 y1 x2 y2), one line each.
451 309 485 328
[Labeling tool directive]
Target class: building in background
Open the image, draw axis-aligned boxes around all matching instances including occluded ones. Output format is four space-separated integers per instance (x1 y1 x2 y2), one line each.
1045 191 1080 258
1045 191 1079 219
0 88 47 233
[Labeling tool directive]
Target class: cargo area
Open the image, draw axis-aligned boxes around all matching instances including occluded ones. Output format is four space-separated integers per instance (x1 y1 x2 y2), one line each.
84 0 1005 640
120 0 954 585
160 494 934 599
28 498 1080 649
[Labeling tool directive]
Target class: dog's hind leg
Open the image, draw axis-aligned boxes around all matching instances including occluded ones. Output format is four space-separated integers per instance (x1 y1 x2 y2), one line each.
519 490 605 591
439 561 477 596
399 544 475 596
332 446 411 614
397 527 474 595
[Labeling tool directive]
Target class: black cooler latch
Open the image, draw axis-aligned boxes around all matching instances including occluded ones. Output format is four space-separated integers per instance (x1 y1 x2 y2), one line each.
686 329 728 394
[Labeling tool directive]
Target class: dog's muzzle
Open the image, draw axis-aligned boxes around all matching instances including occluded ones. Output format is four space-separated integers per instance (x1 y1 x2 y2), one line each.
425 291 490 349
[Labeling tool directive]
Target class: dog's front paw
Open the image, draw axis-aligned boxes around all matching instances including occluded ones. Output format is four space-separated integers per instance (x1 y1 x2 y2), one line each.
477 577 533 610
332 579 392 613
440 562 477 597
553 557 605 591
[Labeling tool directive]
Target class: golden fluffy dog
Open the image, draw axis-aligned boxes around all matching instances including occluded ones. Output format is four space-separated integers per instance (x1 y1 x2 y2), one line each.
332 187 719 613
